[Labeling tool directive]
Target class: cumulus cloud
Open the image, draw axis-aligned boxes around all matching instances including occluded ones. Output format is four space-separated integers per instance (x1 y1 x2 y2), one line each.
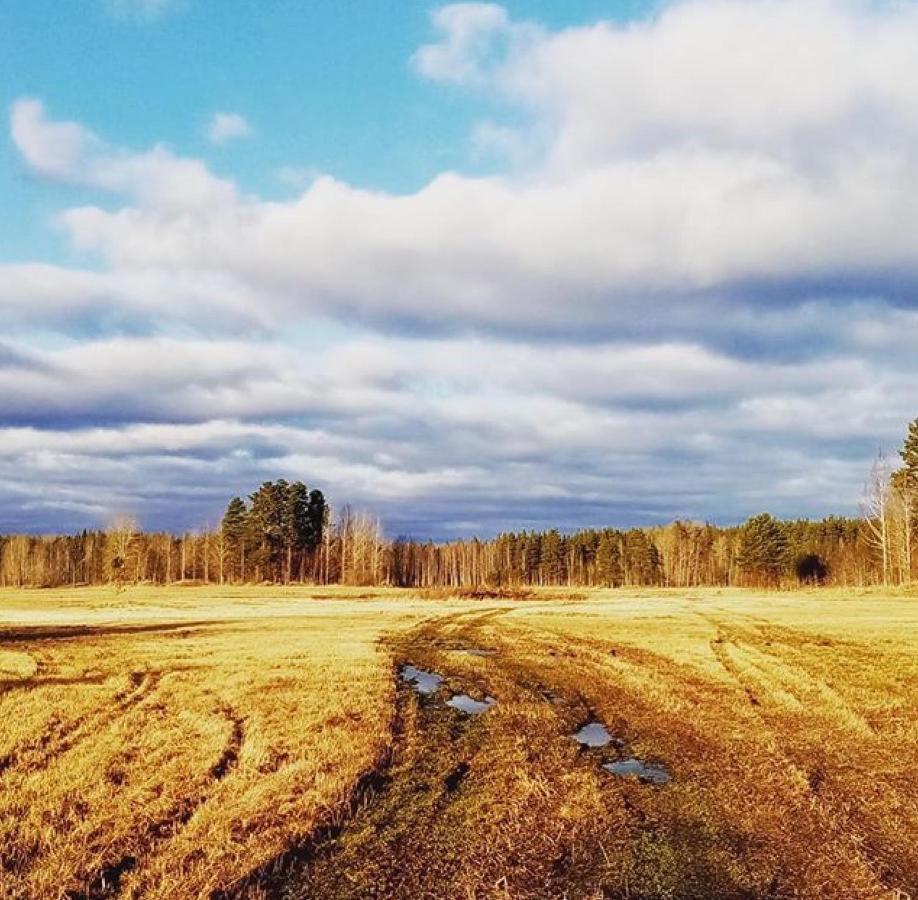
206 112 253 145
14 0 918 335
0 263 274 333
416 0 918 166
11 99 237 212
412 3 515 85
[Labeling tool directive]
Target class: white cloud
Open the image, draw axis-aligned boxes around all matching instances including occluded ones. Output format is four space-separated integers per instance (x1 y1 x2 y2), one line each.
13 0 918 334
11 99 237 212
276 165 324 190
206 112 253 145
0 322 905 531
11 99 100 182
43 149 918 329
412 3 514 86
418 0 918 169
0 263 272 332
1 327 913 455
470 119 534 166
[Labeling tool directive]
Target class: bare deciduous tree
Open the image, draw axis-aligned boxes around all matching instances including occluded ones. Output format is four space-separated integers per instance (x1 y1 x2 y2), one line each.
862 452 894 586
106 516 139 592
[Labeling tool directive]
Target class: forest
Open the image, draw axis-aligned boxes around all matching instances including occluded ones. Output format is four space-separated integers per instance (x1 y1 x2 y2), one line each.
2 420 917 591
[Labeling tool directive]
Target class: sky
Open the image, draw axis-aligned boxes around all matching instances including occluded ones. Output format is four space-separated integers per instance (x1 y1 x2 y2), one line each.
1 0 917 538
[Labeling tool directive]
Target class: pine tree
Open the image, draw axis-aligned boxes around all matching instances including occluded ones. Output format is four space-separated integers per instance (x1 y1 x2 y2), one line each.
621 530 662 585
736 513 789 586
248 481 287 581
595 531 622 587
895 420 918 583
541 530 565 584
221 497 248 582
307 489 327 550
522 533 541 584
900 417 918 479
283 481 310 582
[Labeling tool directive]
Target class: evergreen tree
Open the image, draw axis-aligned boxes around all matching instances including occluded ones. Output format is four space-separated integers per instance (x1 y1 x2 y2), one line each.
737 513 789 586
900 417 918 479
895 420 918 583
221 497 249 581
248 481 287 580
283 481 310 582
623 530 663 585
522 533 541 584
595 530 622 587
307 489 327 550
541 529 565 584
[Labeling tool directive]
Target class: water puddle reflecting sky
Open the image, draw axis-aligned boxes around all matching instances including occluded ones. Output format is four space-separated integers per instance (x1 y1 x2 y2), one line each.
401 665 444 695
603 757 672 785
447 694 497 715
572 722 615 748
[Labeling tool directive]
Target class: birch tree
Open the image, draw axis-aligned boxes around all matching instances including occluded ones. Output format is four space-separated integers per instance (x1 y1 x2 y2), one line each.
862 452 894 586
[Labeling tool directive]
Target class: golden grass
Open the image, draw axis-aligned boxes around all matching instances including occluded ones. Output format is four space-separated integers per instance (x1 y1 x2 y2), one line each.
0 586 915 899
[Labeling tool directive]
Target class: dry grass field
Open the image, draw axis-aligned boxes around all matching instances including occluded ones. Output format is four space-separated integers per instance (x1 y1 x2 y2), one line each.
0 586 915 900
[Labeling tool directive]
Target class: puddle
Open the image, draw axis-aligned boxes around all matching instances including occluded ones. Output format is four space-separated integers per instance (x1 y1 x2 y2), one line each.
572 722 615 748
569 718 671 786
447 694 496 715
603 758 671 785
401 664 496 715
401 665 444 695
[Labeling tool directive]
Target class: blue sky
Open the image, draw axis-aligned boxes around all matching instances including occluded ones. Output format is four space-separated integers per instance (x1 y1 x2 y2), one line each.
2 0 917 537
1 1 653 244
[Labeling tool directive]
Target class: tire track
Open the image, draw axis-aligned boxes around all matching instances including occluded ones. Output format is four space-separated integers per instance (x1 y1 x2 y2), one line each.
704 620 905 898
281 617 718 900
210 687 404 900
0 671 160 778
71 701 247 900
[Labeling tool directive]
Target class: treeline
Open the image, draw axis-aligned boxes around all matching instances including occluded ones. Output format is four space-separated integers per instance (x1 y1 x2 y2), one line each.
2 420 917 590
388 515 878 589
0 513 892 590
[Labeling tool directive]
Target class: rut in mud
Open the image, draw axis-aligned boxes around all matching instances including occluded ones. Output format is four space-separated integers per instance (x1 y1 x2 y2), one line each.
272 612 763 900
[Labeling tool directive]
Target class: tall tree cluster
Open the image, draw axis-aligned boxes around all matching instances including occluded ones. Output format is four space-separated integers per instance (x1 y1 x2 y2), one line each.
221 481 327 583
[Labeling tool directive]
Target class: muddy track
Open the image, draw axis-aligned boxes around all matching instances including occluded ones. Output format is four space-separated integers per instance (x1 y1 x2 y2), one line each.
324 613 905 900
211 687 406 900
211 703 245 780
202 615 523 899
271 615 707 900
65 857 139 900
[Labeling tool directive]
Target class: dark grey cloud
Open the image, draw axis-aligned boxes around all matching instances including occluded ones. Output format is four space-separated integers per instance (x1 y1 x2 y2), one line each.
0 318 911 537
